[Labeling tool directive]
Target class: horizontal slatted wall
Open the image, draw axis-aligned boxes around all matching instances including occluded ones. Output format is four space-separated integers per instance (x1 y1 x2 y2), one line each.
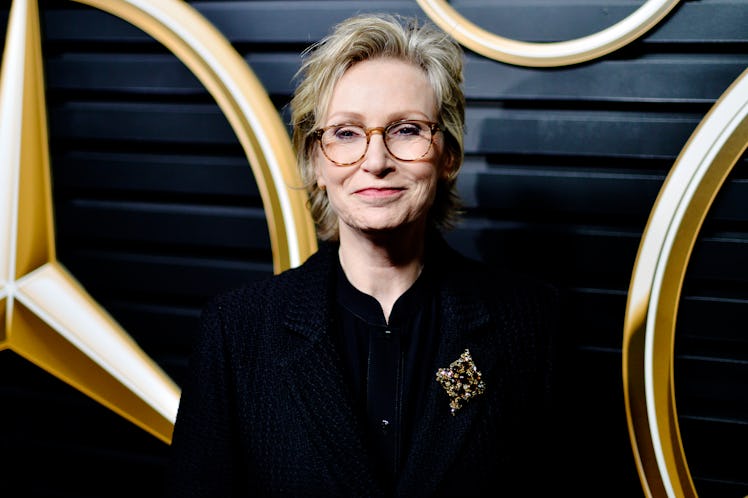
0 0 745 496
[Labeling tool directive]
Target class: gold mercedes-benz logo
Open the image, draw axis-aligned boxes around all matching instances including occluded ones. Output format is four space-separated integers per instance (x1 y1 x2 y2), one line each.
0 0 317 444
2 3 747 496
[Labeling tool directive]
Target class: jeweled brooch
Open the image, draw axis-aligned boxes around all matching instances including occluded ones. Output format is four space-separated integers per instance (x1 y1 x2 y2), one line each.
435 349 486 416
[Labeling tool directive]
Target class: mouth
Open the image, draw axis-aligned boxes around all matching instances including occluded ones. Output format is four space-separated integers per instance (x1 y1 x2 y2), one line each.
354 187 405 198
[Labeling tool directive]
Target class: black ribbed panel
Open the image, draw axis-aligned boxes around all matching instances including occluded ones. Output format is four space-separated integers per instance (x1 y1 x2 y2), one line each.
0 1 746 496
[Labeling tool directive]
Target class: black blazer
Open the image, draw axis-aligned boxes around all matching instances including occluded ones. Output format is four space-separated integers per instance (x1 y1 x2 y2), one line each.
168 238 558 497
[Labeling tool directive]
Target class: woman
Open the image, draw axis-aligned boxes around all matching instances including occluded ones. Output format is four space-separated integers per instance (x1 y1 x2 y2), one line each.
168 13 557 497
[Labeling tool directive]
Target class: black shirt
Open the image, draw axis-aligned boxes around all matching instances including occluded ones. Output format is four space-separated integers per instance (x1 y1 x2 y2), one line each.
334 258 440 491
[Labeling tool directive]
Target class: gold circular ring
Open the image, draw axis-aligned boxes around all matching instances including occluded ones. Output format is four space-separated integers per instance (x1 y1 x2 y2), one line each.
73 0 317 273
623 69 748 497
416 0 681 67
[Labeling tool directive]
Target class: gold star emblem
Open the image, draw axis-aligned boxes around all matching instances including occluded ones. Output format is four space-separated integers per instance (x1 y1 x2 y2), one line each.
0 0 317 444
0 0 181 443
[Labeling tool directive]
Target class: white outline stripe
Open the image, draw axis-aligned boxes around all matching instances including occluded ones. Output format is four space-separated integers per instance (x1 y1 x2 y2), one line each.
124 0 301 267
15 265 178 420
643 70 748 497
1 0 28 328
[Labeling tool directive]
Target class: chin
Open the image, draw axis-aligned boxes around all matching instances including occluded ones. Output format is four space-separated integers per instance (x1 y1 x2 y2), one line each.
340 209 430 236
359 218 427 236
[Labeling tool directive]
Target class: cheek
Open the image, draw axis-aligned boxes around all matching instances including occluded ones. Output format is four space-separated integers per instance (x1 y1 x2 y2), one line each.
316 160 350 192
413 169 440 202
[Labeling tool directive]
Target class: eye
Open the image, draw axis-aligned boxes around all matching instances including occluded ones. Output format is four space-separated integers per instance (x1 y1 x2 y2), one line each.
329 125 364 141
387 121 427 138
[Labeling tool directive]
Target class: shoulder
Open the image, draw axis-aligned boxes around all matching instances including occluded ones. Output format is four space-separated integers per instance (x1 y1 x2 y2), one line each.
435 236 558 309
433 239 559 356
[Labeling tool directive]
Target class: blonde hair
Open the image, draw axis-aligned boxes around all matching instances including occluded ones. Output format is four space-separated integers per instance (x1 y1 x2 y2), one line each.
290 13 465 240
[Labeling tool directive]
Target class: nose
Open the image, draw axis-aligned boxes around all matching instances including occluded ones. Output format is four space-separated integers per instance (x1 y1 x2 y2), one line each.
362 130 392 176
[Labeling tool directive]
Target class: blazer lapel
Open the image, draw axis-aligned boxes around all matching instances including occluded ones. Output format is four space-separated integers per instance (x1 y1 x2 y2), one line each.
396 270 501 497
278 245 383 497
282 338 383 497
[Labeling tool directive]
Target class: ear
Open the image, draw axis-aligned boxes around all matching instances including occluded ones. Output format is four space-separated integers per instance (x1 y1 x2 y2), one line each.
440 150 455 181
309 144 325 188
315 161 327 190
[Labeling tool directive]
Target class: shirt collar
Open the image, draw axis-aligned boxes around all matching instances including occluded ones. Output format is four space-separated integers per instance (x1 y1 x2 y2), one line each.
335 256 434 327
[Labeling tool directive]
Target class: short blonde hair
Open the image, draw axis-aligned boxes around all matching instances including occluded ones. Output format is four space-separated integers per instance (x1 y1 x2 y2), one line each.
290 13 465 240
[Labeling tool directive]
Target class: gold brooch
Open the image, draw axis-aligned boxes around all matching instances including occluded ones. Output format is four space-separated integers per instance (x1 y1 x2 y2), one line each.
435 349 486 415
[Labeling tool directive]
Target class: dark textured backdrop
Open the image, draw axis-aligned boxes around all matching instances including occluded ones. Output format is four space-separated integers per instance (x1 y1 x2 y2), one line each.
0 0 746 496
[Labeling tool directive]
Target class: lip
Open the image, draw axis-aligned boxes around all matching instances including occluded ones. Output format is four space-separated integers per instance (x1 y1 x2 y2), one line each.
353 187 405 198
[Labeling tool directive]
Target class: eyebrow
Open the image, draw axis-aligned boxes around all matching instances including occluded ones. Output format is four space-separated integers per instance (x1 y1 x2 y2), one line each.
323 112 433 126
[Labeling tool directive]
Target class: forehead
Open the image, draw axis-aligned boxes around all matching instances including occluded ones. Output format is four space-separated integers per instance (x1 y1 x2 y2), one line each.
324 58 437 121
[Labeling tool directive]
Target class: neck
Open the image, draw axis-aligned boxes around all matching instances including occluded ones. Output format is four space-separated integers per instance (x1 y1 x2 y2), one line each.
338 224 427 323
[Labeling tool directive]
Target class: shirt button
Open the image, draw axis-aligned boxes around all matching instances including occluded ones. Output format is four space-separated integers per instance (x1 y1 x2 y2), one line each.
380 419 390 435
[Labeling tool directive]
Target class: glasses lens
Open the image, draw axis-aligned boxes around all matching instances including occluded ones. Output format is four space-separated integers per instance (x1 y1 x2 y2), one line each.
320 125 367 165
385 121 433 161
319 121 435 165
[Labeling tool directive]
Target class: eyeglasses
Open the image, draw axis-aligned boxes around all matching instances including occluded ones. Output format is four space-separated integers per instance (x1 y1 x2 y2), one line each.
314 119 441 166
